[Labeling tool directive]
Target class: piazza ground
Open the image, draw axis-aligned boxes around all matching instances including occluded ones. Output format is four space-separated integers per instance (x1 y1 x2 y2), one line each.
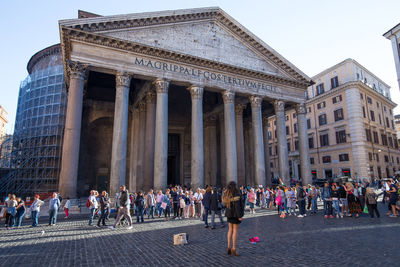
0 204 399 267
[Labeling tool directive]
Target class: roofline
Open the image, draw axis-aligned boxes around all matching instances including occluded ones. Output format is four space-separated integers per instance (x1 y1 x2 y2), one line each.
311 58 391 89
383 22 400 38
27 44 61 74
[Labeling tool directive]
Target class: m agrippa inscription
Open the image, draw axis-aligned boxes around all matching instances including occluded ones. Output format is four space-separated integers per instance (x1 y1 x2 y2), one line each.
134 57 278 93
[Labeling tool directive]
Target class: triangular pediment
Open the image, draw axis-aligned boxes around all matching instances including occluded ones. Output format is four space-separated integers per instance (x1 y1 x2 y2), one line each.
59 7 312 85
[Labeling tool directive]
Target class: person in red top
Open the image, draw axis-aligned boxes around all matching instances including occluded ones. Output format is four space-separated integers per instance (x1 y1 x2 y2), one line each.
247 188 256 214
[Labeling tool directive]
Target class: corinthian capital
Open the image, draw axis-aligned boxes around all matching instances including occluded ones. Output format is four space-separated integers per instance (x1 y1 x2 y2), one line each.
153 78 169 94
295 103 307 114
222 90 235 104
273 100 285 113
235 104 247 116
67 60 87 80
249 95 262 107
188 85 204 100
116 72 132 87
145 90 156 104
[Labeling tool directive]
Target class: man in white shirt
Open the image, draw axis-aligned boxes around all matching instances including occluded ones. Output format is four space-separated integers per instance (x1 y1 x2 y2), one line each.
88 190 98 226
194 188 203 218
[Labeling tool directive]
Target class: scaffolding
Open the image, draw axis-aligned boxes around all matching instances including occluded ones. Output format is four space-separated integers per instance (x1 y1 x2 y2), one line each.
0 65 66 197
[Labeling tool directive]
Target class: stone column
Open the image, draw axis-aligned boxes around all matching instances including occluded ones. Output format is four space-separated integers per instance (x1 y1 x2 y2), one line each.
137 102 146 190
143 90 156 190
296 103 312 185
153 79 169 190
218 112 226 186
189 85 204 189
235 104 246 187
59 61 86 198
263 116 272 187
274 100 290 185
250 96 266 187
129 108 140 192
222 91 238 184
208 116 218 186
110 72 131 195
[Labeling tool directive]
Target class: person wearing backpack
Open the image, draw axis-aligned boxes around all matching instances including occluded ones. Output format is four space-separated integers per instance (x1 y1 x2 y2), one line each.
296 183 306 217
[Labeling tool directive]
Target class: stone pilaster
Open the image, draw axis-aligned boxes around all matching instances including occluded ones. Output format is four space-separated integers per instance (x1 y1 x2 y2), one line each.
222 90 238 184
59 61 87 198
189 85 204 189
263 116 272 187
250 96 266 187
153 79 169 190
129 108 140 192
143 90 156 190
235 104 246 187
110 72 132 195
208 115 218 186
274 100 290 185
137 101 146 190
296 103 312 185
218 112 226 186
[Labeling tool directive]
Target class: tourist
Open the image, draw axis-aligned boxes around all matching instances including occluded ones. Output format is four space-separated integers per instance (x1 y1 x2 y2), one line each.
309 186 318 214
286 187 296 216
222 181 244 256
202 187 212 227
110 185 133 229
365 187 380 218
146 189 156 219
248 188 256 214
331 183 342 218
97 191 109 227
210 187 225 229
135 191 145 223
188 191 195 218
296 183 306 217
48 192 60 226
171 187 179 219
184 191 191 218
306 184 312 210
88 190 98 226
64 198 71 219
177 189 185 220
6 194 17 229
345 182 361 218
338 183 349 217
163 189 171 220
15 197 26 227
321 182 334 219
276 186 285 218
265 187 272 209
194 188 203 218
260 188 266 209
29 194 44 227
156 190 164 218
387 180 399 217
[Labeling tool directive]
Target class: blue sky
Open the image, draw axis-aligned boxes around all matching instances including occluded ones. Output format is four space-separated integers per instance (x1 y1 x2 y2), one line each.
1 0 400 133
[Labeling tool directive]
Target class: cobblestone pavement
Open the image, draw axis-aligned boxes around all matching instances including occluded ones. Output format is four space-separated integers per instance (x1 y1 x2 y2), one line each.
0 204 399 267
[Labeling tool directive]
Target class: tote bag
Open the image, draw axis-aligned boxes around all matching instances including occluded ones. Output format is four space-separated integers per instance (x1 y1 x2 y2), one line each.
275 192 282 206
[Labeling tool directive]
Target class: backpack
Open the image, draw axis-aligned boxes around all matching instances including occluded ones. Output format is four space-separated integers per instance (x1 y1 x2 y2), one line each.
86 198 90 208
299 188 305 198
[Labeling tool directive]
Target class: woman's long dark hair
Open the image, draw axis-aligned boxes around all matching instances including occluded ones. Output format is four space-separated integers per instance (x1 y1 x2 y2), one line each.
222 181 239 208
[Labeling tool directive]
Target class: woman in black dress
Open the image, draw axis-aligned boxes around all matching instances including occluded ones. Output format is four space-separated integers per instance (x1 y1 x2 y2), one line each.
222 181 245 256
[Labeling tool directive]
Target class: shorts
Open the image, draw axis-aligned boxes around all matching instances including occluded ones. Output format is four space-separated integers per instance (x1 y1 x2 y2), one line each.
389 197 398 206
227 217 242 224
249 203 254 209
340 198 348 207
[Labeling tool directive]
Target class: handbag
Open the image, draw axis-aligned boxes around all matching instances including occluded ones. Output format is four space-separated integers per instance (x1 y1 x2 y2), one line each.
161 202 167 210
275 192 282 206
363 205 369 214
180 199 186 208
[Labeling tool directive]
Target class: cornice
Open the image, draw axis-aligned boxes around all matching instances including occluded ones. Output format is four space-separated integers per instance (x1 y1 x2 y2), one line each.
61 27 309 89
59 8 312 86
27 44 61 74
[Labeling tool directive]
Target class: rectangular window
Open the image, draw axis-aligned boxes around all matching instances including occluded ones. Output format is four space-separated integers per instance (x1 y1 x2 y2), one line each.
397 157 399 164
360 93 364 100
287 142 291 152
384 155 389 163
386 117 390 127
373 131 379 144
384 106 386 112
320 133 329 146
365 129 372 142
308 137 314 149
368 152 373 161
269 146 272 156
378 114 382 125
376 102 380 108
370 110 375 121
310 158 315 164
392 120 395 130
331 76 339 89
319 114 327 126
375 153 379 162
268 131 272 140
316 83 325 95
381 134 388 146
362 106 366 118
332 95 342 104
322 155 331 163
389 136 393 148
339 154 349 162
334 108 344 121
294 123 298 133
336 130 347 144
367 97 372 104
307 119 311 129
317 101 326 109
307 107 312 113
286 126 290 135
293 113 296 119
394 135 399 149
295 140 299 151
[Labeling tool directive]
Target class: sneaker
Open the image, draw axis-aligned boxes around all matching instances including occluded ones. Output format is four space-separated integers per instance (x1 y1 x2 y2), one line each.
210 226 216 230
303 214 307 217
127 226 133 230
297 214 304 218
389 214 397 218
204 225 209 228
329 215 334 219
108 226 116 230
324 215 328 219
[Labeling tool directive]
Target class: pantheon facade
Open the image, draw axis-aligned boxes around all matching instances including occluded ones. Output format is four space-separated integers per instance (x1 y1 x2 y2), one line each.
58 8 313 197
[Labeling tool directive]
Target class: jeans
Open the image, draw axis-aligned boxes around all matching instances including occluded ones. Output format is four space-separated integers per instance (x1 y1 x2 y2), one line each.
15 211 25 227
289 207 296 214
164 206 171 217
211 210 224 227
88 208 96 226
136 207 144 222
311 198 318 213
323 200 333 216
298 199 306 215
5 213 15 227
173 203 179 217
147 206 155 219
332 200 341 215
97 208 108 226
156 203 163 217
31 211 39 227
283 198 289 214
203 208 210 226
266 198 271 208
49 209 58 225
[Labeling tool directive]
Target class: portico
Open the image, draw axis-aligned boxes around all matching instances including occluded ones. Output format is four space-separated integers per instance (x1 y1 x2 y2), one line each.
58 7 313 197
